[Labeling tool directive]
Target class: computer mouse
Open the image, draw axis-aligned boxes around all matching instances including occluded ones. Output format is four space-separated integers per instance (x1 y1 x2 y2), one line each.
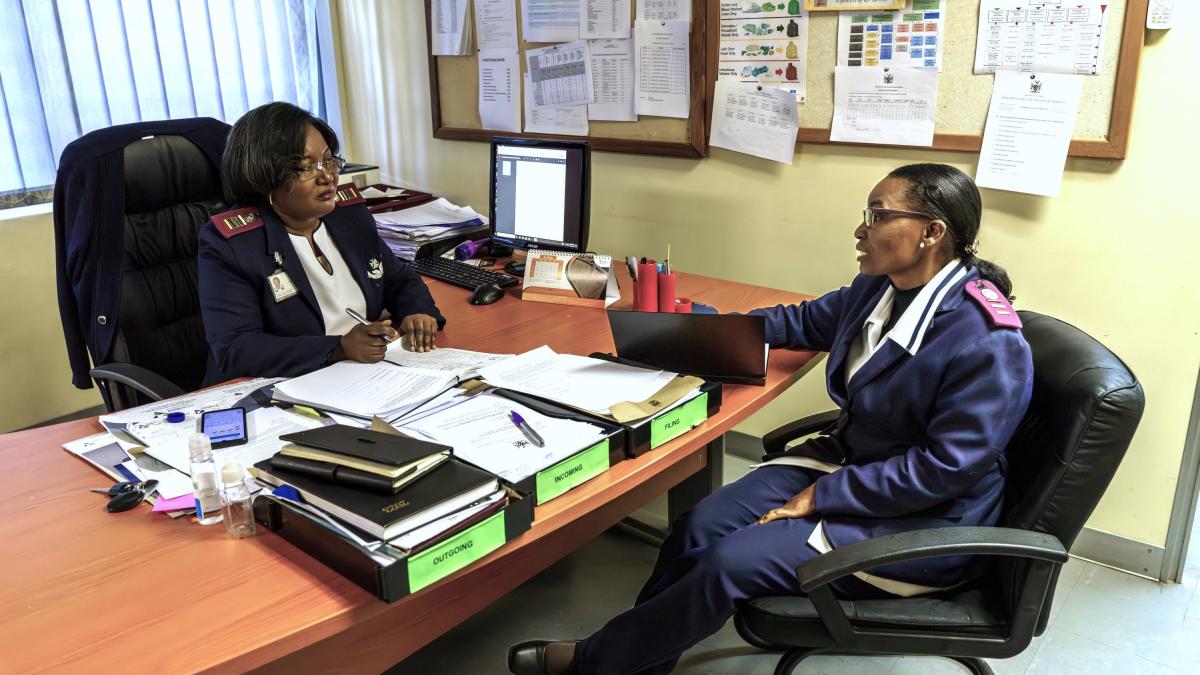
468 283 505 305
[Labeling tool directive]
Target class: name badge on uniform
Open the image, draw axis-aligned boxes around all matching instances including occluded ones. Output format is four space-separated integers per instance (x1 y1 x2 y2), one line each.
268 269 299 303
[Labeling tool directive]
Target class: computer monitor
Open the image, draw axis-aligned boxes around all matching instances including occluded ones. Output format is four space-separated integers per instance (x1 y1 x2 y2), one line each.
488 137 590 253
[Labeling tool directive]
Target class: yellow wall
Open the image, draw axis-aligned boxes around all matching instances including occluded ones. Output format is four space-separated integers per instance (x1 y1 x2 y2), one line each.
0 209 102 430
335 2 1200 547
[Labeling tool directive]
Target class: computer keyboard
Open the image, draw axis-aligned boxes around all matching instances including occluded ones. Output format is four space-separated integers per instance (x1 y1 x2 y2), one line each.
407 256 521 290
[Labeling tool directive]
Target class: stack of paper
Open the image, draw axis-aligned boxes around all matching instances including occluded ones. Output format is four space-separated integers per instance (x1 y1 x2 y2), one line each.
272 362 458 423
476 346 677 415
384 343 513 381
373 198 489 260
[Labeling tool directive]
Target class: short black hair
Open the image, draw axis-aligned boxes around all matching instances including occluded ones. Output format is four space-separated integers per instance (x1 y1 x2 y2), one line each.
887 163 1015 298
221 102 340 204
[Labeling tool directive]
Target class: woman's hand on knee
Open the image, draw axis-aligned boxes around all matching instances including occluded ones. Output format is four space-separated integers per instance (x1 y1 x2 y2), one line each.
757 485 817 524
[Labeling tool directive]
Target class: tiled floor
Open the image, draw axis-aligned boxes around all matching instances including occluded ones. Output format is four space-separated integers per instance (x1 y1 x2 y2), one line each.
388 457 1200 675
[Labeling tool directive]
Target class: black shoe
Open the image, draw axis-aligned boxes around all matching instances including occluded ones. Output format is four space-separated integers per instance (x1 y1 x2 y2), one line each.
507 640 576 675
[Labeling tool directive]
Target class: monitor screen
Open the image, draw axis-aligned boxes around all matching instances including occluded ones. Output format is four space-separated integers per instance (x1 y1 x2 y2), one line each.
489 138 590 252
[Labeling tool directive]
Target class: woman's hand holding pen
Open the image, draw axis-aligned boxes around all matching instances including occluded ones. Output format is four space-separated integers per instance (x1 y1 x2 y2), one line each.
335 320 397 363
400 313 439 352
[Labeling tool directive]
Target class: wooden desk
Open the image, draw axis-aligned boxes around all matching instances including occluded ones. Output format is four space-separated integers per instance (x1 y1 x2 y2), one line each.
0 272 816 673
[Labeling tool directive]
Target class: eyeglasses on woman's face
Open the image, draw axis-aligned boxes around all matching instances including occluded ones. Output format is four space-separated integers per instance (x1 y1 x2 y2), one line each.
861 206 935 230
294 155 346 182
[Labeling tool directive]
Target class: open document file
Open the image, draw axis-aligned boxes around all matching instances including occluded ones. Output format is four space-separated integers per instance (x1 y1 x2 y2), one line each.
399 391 608 483
273 362 458 421
476 346 676 415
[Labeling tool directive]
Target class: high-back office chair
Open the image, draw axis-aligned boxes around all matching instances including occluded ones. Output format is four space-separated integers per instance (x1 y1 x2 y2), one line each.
54 119 229 412
734 311 1145 675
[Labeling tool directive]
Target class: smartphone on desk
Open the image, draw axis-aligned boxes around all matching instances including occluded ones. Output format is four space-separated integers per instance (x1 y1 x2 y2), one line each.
200 407 248 449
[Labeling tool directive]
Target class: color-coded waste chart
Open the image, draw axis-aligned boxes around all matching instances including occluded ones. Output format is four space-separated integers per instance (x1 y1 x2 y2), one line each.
718 0 809 101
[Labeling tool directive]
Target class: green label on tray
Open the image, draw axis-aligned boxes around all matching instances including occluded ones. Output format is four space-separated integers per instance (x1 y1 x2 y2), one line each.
535 439 611 505
407 511 506 592
650 392 709 449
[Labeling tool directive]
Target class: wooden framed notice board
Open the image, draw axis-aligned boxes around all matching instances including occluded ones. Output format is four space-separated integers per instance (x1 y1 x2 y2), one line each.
428 1 1147 160
705 0 1148 159
425 0 710 158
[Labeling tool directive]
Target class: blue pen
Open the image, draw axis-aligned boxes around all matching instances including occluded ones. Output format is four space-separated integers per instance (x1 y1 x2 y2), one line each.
508 411 545 448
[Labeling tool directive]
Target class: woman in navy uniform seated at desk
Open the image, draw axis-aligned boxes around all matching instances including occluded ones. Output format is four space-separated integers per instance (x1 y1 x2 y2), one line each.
508 164 1034 675
198 102 443 385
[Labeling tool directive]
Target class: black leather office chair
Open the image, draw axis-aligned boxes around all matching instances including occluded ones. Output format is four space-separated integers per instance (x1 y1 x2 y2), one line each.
55 124 228 411
734 311 1145 675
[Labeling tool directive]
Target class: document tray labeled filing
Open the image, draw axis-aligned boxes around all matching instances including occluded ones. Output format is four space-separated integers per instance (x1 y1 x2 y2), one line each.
253 486 533 603
587 353 723 458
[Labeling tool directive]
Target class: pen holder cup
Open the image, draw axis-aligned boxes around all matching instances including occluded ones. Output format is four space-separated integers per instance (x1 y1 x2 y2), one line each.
657 271 677 314
635 261 659 312
674 297 693 314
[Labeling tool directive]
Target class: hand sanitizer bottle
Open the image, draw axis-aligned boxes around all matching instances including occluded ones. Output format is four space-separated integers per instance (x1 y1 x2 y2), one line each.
220 462 256 539
188 433 223 525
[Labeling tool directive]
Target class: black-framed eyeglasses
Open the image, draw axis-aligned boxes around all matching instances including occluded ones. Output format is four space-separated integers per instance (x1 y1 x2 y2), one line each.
89 479 158 513
294 156 346 182
862 206 935 230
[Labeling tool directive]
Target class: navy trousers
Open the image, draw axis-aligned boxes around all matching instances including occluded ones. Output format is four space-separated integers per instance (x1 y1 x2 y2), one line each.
574 466 889 675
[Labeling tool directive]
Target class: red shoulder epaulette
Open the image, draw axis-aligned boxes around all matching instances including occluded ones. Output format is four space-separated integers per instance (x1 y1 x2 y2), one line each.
964 279 1022 329
335 182 364 207
210 207 263 239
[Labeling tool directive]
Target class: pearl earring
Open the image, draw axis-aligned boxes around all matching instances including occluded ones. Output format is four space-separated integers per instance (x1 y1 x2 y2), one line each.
919 241 926 249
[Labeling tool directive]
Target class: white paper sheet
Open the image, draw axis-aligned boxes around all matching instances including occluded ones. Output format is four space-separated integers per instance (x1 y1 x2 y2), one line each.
373 198 487 227
637 0 690 22
478 49 522 132
474 0 518 50
526 41 594 108
709 80 799 165
634 19 690 118
400 393 606 483
974 1 1109 75
431 0 472 55
580 0 630 39
273 363 456 419
717 0 808 101
587 38 636 121
830 65 937 146
975 70 1083 197
98 378 281 448
523 75 590 135
385 344 513 380
145 407 323 476
476 345 676 414
523 0 581 43
1148 0 1175 29
837 0 945 72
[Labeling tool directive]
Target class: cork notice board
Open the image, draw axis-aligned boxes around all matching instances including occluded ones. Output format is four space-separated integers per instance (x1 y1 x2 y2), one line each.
702 0 1148 159
425 0 710 158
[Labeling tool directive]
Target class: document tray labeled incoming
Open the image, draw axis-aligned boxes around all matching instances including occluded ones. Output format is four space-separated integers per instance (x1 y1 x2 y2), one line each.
607 311 769 386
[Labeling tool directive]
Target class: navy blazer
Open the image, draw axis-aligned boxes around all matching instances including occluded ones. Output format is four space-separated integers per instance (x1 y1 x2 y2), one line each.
55 117 230 388
751 263 1033 586
197 198 445 385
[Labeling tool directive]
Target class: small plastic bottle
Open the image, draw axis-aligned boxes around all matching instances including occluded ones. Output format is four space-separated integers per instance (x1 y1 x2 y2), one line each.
220 461 256 539
188 433 223 525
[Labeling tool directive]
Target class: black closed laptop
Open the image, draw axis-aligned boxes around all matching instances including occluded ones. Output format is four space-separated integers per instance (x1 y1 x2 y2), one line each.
606 311 768 385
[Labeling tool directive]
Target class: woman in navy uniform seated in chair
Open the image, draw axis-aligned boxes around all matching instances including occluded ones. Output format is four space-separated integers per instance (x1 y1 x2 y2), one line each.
198 102 443 385
509 164 1034 675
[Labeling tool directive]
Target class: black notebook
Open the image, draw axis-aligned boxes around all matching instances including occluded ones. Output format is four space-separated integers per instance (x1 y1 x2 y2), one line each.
277 425 452 474
254 457 499 541
268 452 449 495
